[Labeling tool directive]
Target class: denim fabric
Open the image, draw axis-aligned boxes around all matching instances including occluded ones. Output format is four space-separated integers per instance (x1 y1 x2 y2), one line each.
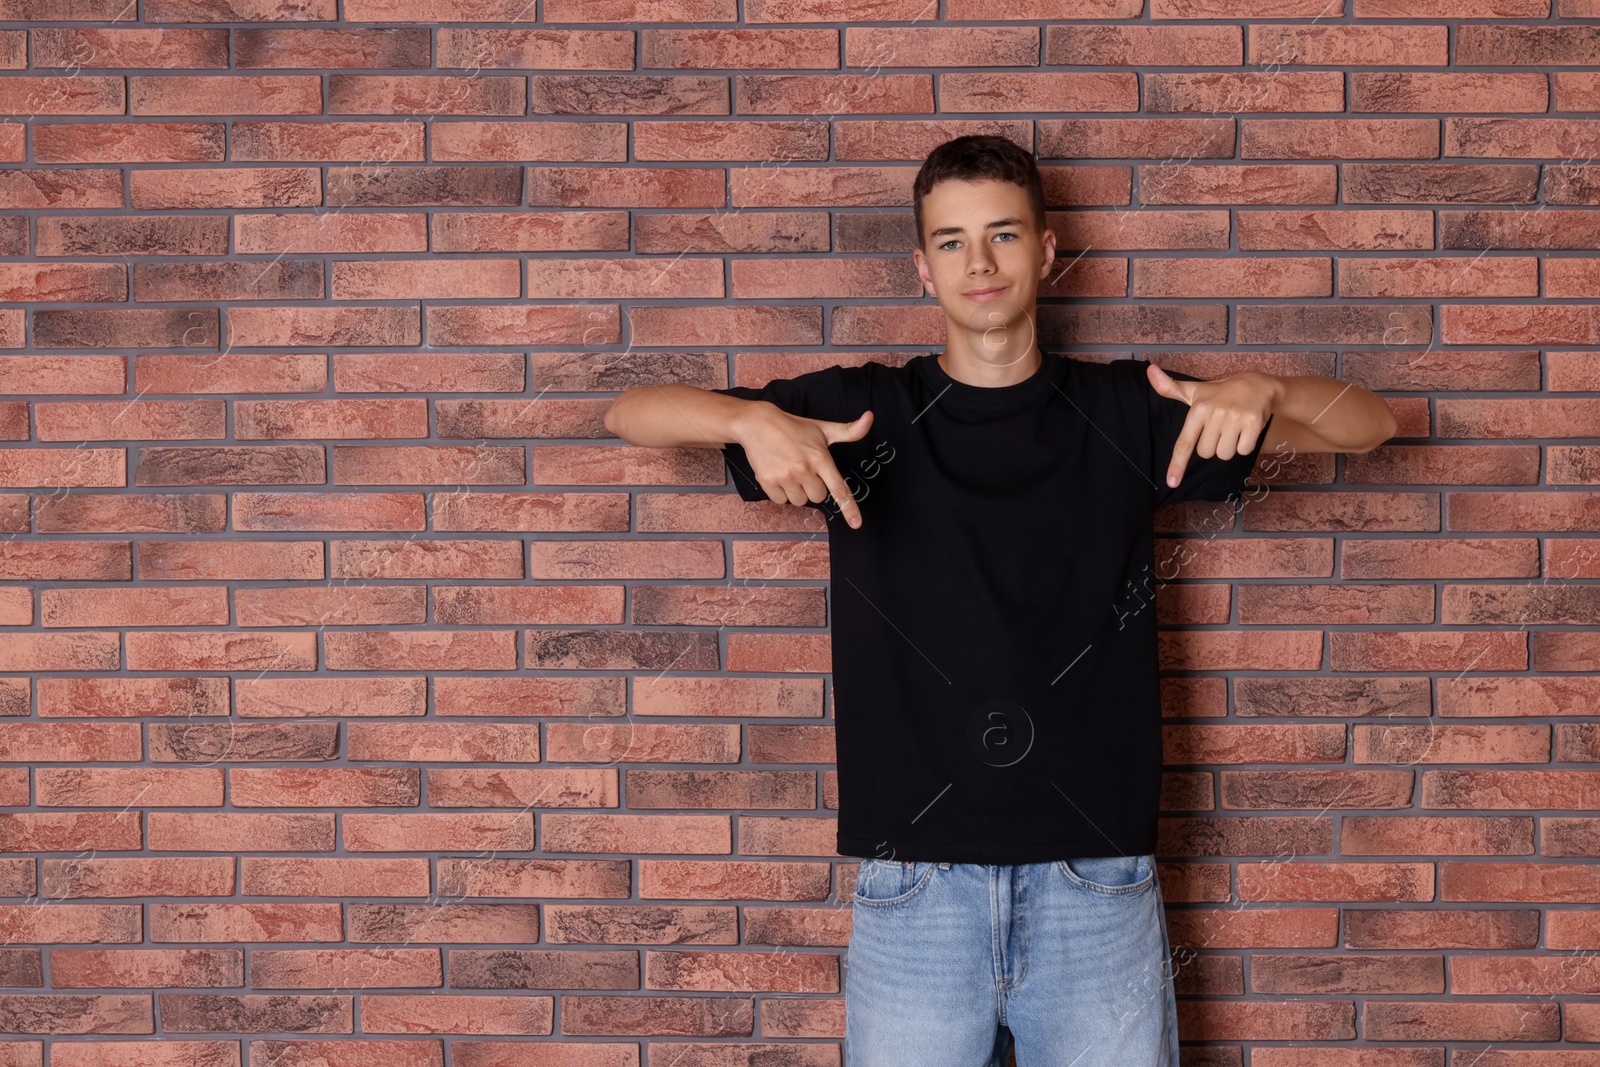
844 853 1179 1067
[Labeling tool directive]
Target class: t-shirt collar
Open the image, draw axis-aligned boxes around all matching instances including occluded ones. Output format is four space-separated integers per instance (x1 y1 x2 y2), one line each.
917 350 1060 413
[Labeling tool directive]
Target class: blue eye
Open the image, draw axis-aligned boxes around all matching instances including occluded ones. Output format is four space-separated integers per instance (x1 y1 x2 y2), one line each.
940 233 1017 251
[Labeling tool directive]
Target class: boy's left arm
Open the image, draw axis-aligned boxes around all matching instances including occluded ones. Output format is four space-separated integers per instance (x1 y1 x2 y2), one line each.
1150 363 1398 492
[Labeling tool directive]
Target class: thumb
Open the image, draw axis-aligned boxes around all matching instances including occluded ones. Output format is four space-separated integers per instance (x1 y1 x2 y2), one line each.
822 409 874 443
1147 361 1193 405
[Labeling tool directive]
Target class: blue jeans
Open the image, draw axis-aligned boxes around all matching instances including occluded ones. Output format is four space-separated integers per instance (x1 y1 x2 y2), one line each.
844 853 1180 1067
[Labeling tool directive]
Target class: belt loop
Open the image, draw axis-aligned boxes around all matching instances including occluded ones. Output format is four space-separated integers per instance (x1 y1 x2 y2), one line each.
939 861 951 869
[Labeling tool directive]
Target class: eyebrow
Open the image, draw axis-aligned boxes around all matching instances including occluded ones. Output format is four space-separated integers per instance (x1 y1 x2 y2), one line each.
927 216 1027 240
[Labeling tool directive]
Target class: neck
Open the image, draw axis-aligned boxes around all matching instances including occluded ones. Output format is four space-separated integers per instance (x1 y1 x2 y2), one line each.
938 333 1043 388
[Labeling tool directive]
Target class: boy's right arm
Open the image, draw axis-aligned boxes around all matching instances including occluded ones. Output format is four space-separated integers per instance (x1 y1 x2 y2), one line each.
603 384 872 528
603 383 767 451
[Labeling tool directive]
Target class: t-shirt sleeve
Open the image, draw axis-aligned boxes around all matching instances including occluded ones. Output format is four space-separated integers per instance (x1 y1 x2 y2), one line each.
708 363 868 506
1137 358 1274 507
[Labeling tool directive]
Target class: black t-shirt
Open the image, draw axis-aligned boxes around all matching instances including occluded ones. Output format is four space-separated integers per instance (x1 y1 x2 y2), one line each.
712 352 1273 864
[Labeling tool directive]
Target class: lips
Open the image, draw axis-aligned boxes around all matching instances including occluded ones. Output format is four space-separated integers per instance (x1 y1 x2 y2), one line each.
963 285 1008 303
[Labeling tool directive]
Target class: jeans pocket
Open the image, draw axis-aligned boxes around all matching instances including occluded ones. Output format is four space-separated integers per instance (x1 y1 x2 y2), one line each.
1056 852 1156 895
853 858 936 908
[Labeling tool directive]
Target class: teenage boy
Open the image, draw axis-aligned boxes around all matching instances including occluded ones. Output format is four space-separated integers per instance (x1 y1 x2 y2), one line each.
603 135 1397 1067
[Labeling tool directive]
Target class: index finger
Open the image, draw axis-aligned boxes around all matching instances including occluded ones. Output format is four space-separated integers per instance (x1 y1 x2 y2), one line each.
818 453 863 528
1167 409 1202 490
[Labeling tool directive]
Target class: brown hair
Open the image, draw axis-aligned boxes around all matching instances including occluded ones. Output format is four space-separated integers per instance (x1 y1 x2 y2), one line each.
912 135 1046 250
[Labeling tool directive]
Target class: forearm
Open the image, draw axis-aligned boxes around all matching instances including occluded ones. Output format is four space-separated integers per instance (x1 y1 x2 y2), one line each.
1262 373 1397 451
603 383 772 449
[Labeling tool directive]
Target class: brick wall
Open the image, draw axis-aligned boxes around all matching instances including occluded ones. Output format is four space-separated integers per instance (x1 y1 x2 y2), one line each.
2 1 1598 1063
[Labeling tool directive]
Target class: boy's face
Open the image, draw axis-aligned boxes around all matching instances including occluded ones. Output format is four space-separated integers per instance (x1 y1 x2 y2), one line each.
913 177 1056 363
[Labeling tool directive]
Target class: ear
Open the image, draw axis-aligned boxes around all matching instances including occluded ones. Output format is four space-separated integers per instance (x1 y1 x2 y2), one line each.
913 247 935 296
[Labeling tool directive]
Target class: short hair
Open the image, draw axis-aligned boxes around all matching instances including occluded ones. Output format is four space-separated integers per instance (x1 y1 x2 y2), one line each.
912 135 1046 250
